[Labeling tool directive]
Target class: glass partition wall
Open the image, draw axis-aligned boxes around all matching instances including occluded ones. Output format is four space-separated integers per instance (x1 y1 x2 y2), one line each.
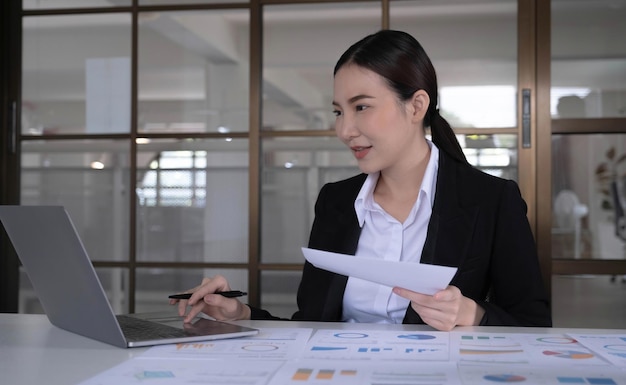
11 0 625 326
549 0 626 327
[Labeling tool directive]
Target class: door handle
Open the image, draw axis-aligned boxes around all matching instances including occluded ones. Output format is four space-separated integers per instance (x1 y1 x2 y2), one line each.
522 89 531 148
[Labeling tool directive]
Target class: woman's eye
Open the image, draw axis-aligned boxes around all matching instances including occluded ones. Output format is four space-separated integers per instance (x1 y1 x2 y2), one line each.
355 105 368 112
332 110 342 117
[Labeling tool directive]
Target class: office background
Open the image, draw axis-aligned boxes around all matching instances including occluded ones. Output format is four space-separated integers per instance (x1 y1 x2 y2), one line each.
0 0 625 328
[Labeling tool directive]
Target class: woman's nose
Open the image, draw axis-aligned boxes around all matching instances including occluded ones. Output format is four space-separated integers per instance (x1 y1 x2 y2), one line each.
335 114 358 142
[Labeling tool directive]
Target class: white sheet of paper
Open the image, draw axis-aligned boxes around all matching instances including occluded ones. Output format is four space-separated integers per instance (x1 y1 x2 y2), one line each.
301 247 457 295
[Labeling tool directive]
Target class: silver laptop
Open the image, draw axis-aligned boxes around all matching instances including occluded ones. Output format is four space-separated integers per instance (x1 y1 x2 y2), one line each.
0 205 258 348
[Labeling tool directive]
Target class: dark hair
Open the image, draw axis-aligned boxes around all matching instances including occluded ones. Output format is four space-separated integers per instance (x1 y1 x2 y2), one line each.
334 30 467 163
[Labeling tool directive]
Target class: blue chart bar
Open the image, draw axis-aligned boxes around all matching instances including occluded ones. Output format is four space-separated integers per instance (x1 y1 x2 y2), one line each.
311 346 347 351
482 374 526 382
557 378 617 385
357 347 393 353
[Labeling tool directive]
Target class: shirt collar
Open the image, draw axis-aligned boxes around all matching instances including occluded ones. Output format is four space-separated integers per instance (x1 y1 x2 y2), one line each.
354 140 439 227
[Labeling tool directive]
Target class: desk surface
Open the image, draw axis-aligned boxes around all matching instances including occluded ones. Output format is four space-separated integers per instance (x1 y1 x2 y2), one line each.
1 313 625 385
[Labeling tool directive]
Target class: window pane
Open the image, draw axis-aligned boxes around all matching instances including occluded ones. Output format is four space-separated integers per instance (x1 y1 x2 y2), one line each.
391 0 518 128
552 134 626 260
23 0 130 10
260 271 299 319
137 138 249 263
552 1 626 119
22 14 132 135
261 136 359 263
136 268 248 313
138 10 249 134
460 134 518 180
21 140 130 262
262 2 381 132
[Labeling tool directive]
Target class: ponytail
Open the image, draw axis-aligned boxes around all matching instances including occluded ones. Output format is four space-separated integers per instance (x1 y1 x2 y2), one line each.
428 109 467 164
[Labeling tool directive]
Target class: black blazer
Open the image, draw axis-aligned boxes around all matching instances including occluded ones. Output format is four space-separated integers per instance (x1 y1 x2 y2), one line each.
251 150 552 327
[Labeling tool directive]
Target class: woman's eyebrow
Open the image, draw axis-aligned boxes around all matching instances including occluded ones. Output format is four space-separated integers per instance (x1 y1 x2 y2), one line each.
332 94 375 107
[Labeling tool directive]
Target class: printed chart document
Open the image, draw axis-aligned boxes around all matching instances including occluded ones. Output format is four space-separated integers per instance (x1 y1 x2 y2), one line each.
139 328 313 360
457 364 626 385
301 329 450 361
271 360 461 384
78 358 284 385
78 329 626 385
449 331 613 367
301 247 457 295
567 333 626 367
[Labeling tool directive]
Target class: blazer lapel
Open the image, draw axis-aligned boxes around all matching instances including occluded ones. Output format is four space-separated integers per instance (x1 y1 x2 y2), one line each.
320 175 364 321
420 152 478 267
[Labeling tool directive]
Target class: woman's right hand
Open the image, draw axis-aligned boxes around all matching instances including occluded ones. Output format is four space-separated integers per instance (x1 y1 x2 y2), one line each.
169 275 251 323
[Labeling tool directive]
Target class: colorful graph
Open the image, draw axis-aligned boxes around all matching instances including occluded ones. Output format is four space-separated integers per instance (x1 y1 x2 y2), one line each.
397 334 436 340
134 371 175 379
543 350 595 359
604 344 626 352
310 346 348 351
291 368 357 381
483 374 527 382
537 337 578 344
175 342 214 350
333 332 368 339
357 347 393 353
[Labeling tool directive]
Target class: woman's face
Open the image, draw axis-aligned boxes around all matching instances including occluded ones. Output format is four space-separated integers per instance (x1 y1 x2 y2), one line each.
332 64 427 175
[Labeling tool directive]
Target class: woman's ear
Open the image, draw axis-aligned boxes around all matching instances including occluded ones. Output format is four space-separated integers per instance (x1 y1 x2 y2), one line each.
410 90 430 123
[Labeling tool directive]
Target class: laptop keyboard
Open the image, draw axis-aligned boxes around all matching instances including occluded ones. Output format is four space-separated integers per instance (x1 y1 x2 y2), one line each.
116 315 188 341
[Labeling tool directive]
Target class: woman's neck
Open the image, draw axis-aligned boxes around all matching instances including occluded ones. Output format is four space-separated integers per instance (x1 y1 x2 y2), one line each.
374 142 431 222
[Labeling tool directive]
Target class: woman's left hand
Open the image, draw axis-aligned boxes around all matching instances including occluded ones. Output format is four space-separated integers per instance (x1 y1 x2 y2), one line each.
393 285 484 331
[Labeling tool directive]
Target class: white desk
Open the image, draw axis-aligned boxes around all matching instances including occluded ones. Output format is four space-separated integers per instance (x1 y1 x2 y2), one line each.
1 313 625 385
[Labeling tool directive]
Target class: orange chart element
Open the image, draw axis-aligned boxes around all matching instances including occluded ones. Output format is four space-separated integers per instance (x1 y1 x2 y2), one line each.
292 368 313 381
291 368 358 381
316 370 334 380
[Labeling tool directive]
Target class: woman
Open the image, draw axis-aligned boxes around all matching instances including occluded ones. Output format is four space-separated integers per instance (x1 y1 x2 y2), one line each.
172 30 552 331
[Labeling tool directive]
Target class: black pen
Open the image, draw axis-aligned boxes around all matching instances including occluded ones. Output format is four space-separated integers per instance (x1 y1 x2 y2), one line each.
168 291 247 299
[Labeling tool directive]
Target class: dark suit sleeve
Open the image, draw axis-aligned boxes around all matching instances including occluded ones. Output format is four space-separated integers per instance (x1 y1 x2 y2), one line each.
403 176 551 327
476 180 552 327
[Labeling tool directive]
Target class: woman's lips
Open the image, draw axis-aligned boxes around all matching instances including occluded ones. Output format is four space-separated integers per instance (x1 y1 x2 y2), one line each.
351 146 372 160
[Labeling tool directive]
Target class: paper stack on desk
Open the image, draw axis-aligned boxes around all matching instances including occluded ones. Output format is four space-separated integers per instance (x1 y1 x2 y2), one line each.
301 247 457 295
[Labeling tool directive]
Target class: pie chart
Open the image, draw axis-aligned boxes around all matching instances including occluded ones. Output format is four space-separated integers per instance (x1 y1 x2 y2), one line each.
542 350 594 359
483 374 527 382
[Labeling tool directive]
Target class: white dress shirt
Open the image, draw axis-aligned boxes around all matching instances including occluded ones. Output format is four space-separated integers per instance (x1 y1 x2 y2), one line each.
343 141 439 324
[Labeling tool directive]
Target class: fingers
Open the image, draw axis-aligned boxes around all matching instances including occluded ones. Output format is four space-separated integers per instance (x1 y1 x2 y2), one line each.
183 298 210 323
433 285 461 301
168 275 232 319
393 285 459 305
393 285 463 331
184 293 246 323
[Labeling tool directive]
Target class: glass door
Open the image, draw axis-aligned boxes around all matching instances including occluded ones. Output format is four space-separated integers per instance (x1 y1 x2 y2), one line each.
548 0 626 327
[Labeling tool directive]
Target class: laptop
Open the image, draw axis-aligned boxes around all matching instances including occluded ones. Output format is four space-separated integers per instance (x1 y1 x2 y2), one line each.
0 205 258 348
